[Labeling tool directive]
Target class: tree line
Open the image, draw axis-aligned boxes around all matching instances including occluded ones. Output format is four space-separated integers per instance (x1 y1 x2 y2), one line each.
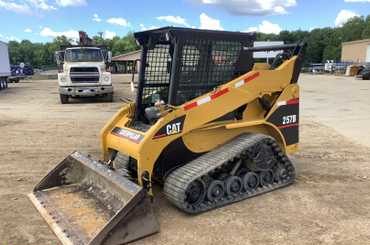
8 33 139 69
7 15 370 69
256 15 370 64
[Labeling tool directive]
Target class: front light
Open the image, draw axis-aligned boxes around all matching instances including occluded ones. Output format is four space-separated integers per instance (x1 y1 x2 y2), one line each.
60 76 67 83
103 75 110 82
58 74 67 84
101 73 111 84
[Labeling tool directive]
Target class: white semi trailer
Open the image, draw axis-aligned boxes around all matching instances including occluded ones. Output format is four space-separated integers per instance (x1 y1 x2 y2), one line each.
0 41 10 91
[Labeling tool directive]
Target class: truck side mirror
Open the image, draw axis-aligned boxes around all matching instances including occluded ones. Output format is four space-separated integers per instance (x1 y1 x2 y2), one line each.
107 51 112 63
54 51 64 66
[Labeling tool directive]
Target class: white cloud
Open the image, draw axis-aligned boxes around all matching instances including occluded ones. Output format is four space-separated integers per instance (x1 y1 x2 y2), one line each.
199 13 223 30
24 28 33 33
335 9 360 27
55 0 86 7
26 0 56 10
103 30 116 39
344 0 370 2
157 15 189 26
6 36 20 42
0 0 31 14
246 20 282 34
247 26 259 32
40 27 79 41
92 13 101 22
195 0 296 15
0 0 57 14
139 24 159 31
107 17 129 27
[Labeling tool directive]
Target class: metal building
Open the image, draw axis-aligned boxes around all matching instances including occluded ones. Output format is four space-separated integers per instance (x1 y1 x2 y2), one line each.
341 39 370 63
111 50 141 74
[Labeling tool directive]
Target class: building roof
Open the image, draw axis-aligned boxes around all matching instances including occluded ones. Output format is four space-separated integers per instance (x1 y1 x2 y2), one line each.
342 39 370 46
112 50 141 62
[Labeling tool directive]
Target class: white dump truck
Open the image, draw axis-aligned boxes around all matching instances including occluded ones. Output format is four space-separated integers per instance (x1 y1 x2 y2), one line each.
0 41 10 91
55 32 113 104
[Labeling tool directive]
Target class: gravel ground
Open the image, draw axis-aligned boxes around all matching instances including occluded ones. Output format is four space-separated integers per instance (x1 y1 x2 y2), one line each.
1 74 370 245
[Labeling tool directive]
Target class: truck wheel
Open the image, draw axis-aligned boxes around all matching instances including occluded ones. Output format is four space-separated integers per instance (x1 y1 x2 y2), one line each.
105 93 114 102
4 79 8 89
0 79 3 90
60 94 69 104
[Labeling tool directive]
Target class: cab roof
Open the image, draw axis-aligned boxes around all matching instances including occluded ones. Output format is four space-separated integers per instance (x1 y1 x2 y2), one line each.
65 47 101 50
134 26 256 46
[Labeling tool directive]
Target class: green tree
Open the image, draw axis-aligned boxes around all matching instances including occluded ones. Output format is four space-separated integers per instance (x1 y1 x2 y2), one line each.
361 15 370 39
340 16 365 42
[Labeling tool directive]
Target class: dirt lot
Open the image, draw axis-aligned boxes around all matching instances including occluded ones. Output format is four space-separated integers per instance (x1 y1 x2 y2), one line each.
1 74 370 245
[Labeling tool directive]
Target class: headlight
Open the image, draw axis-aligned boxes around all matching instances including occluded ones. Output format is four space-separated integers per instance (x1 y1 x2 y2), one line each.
103 75 110 82
101 73 111 84
59 75 67 84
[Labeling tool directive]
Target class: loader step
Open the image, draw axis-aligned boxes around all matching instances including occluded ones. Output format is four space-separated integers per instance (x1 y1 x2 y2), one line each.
164 133 295 214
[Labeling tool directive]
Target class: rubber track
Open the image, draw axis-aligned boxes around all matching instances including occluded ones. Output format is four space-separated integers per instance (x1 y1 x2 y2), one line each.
113 152 133 179
163 133 295 214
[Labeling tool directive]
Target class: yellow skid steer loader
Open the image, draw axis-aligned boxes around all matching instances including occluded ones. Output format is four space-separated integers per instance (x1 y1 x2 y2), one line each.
29 27 306 244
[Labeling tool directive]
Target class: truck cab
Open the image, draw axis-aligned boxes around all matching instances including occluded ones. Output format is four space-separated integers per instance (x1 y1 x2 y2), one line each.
56 46 113 104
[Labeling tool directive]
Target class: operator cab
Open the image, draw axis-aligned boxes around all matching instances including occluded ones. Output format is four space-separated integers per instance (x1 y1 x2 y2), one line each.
133 27 255 125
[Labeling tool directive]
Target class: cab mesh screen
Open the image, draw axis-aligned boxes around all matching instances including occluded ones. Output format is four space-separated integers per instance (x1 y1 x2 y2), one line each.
175 40 242 105
142 44 171 105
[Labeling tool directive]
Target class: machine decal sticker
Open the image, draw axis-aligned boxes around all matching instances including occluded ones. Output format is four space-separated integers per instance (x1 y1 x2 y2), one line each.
267 98 299 145
234 72 260 88
183 72 260 111
153 116 186 139
183 88 230 111
277 98 299 107
111 127 144 143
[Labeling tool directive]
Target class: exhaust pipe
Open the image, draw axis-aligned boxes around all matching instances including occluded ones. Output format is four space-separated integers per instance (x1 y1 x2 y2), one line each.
28 152 159 245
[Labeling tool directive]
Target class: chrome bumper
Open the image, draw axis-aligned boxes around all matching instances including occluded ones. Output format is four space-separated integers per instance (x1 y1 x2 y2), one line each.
59 85 113 97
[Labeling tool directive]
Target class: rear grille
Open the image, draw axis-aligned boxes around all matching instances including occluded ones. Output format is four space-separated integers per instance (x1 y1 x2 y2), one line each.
70 67 100 83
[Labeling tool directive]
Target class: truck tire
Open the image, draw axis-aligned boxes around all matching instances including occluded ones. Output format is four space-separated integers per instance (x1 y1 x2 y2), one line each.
60 94 69 104
4 79 8 89
105 93 114 102
0 79 4 90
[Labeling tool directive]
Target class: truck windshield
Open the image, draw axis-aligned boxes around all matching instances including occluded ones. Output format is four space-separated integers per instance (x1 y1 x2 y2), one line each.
65 48 103 62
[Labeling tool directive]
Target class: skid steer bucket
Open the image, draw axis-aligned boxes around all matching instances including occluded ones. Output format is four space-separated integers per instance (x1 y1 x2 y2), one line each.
28 152 159 245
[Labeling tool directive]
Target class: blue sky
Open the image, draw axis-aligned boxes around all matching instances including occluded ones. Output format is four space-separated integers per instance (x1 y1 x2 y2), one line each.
0 0 369 43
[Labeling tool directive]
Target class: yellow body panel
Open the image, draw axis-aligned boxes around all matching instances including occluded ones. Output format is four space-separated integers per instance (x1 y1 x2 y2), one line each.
100 56 300 190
